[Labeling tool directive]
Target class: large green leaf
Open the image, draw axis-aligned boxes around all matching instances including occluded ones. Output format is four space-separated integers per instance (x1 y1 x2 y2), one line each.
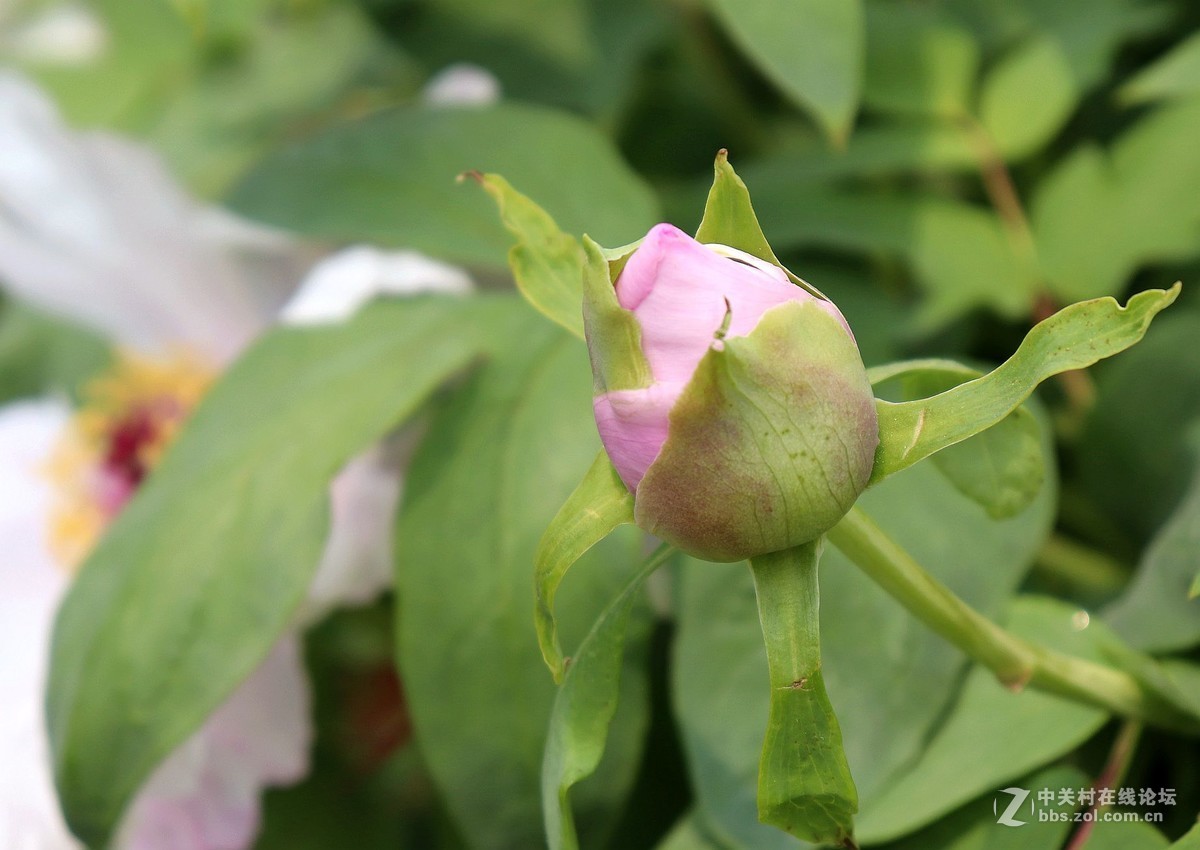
1078 308 1200 546
749 544 857 845
47 295 493 846
542 544 671 850
886 765 1087 850
228 103 659 269
854 596 1111 843
1104 458 1200 653
707 0 863 144
395 311 647 850
672 453 1054 850
872 287 1179 484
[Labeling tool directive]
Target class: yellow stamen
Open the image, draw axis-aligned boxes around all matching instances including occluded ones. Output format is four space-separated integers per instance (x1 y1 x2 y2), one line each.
45 348 215 571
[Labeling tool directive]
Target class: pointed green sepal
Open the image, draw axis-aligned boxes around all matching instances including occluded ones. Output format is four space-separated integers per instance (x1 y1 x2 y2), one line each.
581 235 653 394
473 172 587 339
871 285 1181 484
534 451 636 682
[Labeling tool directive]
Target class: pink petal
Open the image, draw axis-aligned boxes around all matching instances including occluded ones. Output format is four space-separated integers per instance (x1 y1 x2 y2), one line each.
615 223 843 386
593 382 683 491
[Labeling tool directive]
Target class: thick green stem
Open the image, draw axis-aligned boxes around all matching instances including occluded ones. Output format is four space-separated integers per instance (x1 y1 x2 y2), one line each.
749 543 858 848
827 507 1199 733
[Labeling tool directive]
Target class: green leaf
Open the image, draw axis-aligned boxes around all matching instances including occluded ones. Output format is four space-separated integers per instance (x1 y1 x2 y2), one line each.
535 451 635 682
673 454 1055 850
1084 819 1170 850
1104 458 1200 653
0 302 110 405
863 3 979 118
978 34 1078 159
1170 820 1200 848
475 172 587 340
543 543 671 850
870 359 1045 519
581 236 653 394
1078 308 1200 545
47 295 492 846
871 286 1180 484
229 103 659 269
854 596 1111 843
1121 32 1200 105
395 312 647 849
1032 100 1200 302
707 0 863 144
886 765 1087 850
749 544 857 845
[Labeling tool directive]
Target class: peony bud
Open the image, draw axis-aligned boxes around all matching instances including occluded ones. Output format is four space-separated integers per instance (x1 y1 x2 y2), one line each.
585 223 878 562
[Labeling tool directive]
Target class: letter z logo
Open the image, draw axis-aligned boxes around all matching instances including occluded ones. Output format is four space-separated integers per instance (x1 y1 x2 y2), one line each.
993 787 1031 826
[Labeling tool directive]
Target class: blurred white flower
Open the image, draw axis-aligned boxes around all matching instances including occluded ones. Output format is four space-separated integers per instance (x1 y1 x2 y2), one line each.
422 62 501 106
0 2 106 66
0 73 473 848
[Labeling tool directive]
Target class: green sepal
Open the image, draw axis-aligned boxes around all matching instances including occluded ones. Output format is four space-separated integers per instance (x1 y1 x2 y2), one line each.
750 543 858 846
871 285 1181 484
694 150 828 300
581 235 653 393
635 300 877 562
534 451 636 683
474 172 587 340
869 359 1045 519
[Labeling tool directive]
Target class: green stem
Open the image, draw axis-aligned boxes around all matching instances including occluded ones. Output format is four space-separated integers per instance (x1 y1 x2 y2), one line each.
827 507 1199 733
1034 534 1129 599
749 544 858 848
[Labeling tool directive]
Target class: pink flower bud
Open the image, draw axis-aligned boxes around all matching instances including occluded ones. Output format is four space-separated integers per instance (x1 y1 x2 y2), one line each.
586 223 877 561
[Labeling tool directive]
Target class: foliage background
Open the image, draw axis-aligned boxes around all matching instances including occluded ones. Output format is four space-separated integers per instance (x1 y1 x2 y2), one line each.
3 0 1200 848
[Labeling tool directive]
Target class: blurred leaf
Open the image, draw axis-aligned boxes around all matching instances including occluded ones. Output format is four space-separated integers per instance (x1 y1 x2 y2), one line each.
1033 99 1200 302
535 452 634 682
48 295 491 846
1078 308 1200 545
863 2 979 118
1104 458 1200 653
886 765 1087 850
1170 820 1200 848
869 359 1045 519
872 287 1180 484
653 815 725 850
0 302 110 405
395 310 647 850
1087 820 1171 850
738 183 1035 327
543 544 669 850
978 34 1078 159
32 1 388 197
477 172 586 340
854 596 1111 843
673 454 1055 850
229 103 658 269
707 0 863 143
749 544 857 846
1123 32 1200 105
